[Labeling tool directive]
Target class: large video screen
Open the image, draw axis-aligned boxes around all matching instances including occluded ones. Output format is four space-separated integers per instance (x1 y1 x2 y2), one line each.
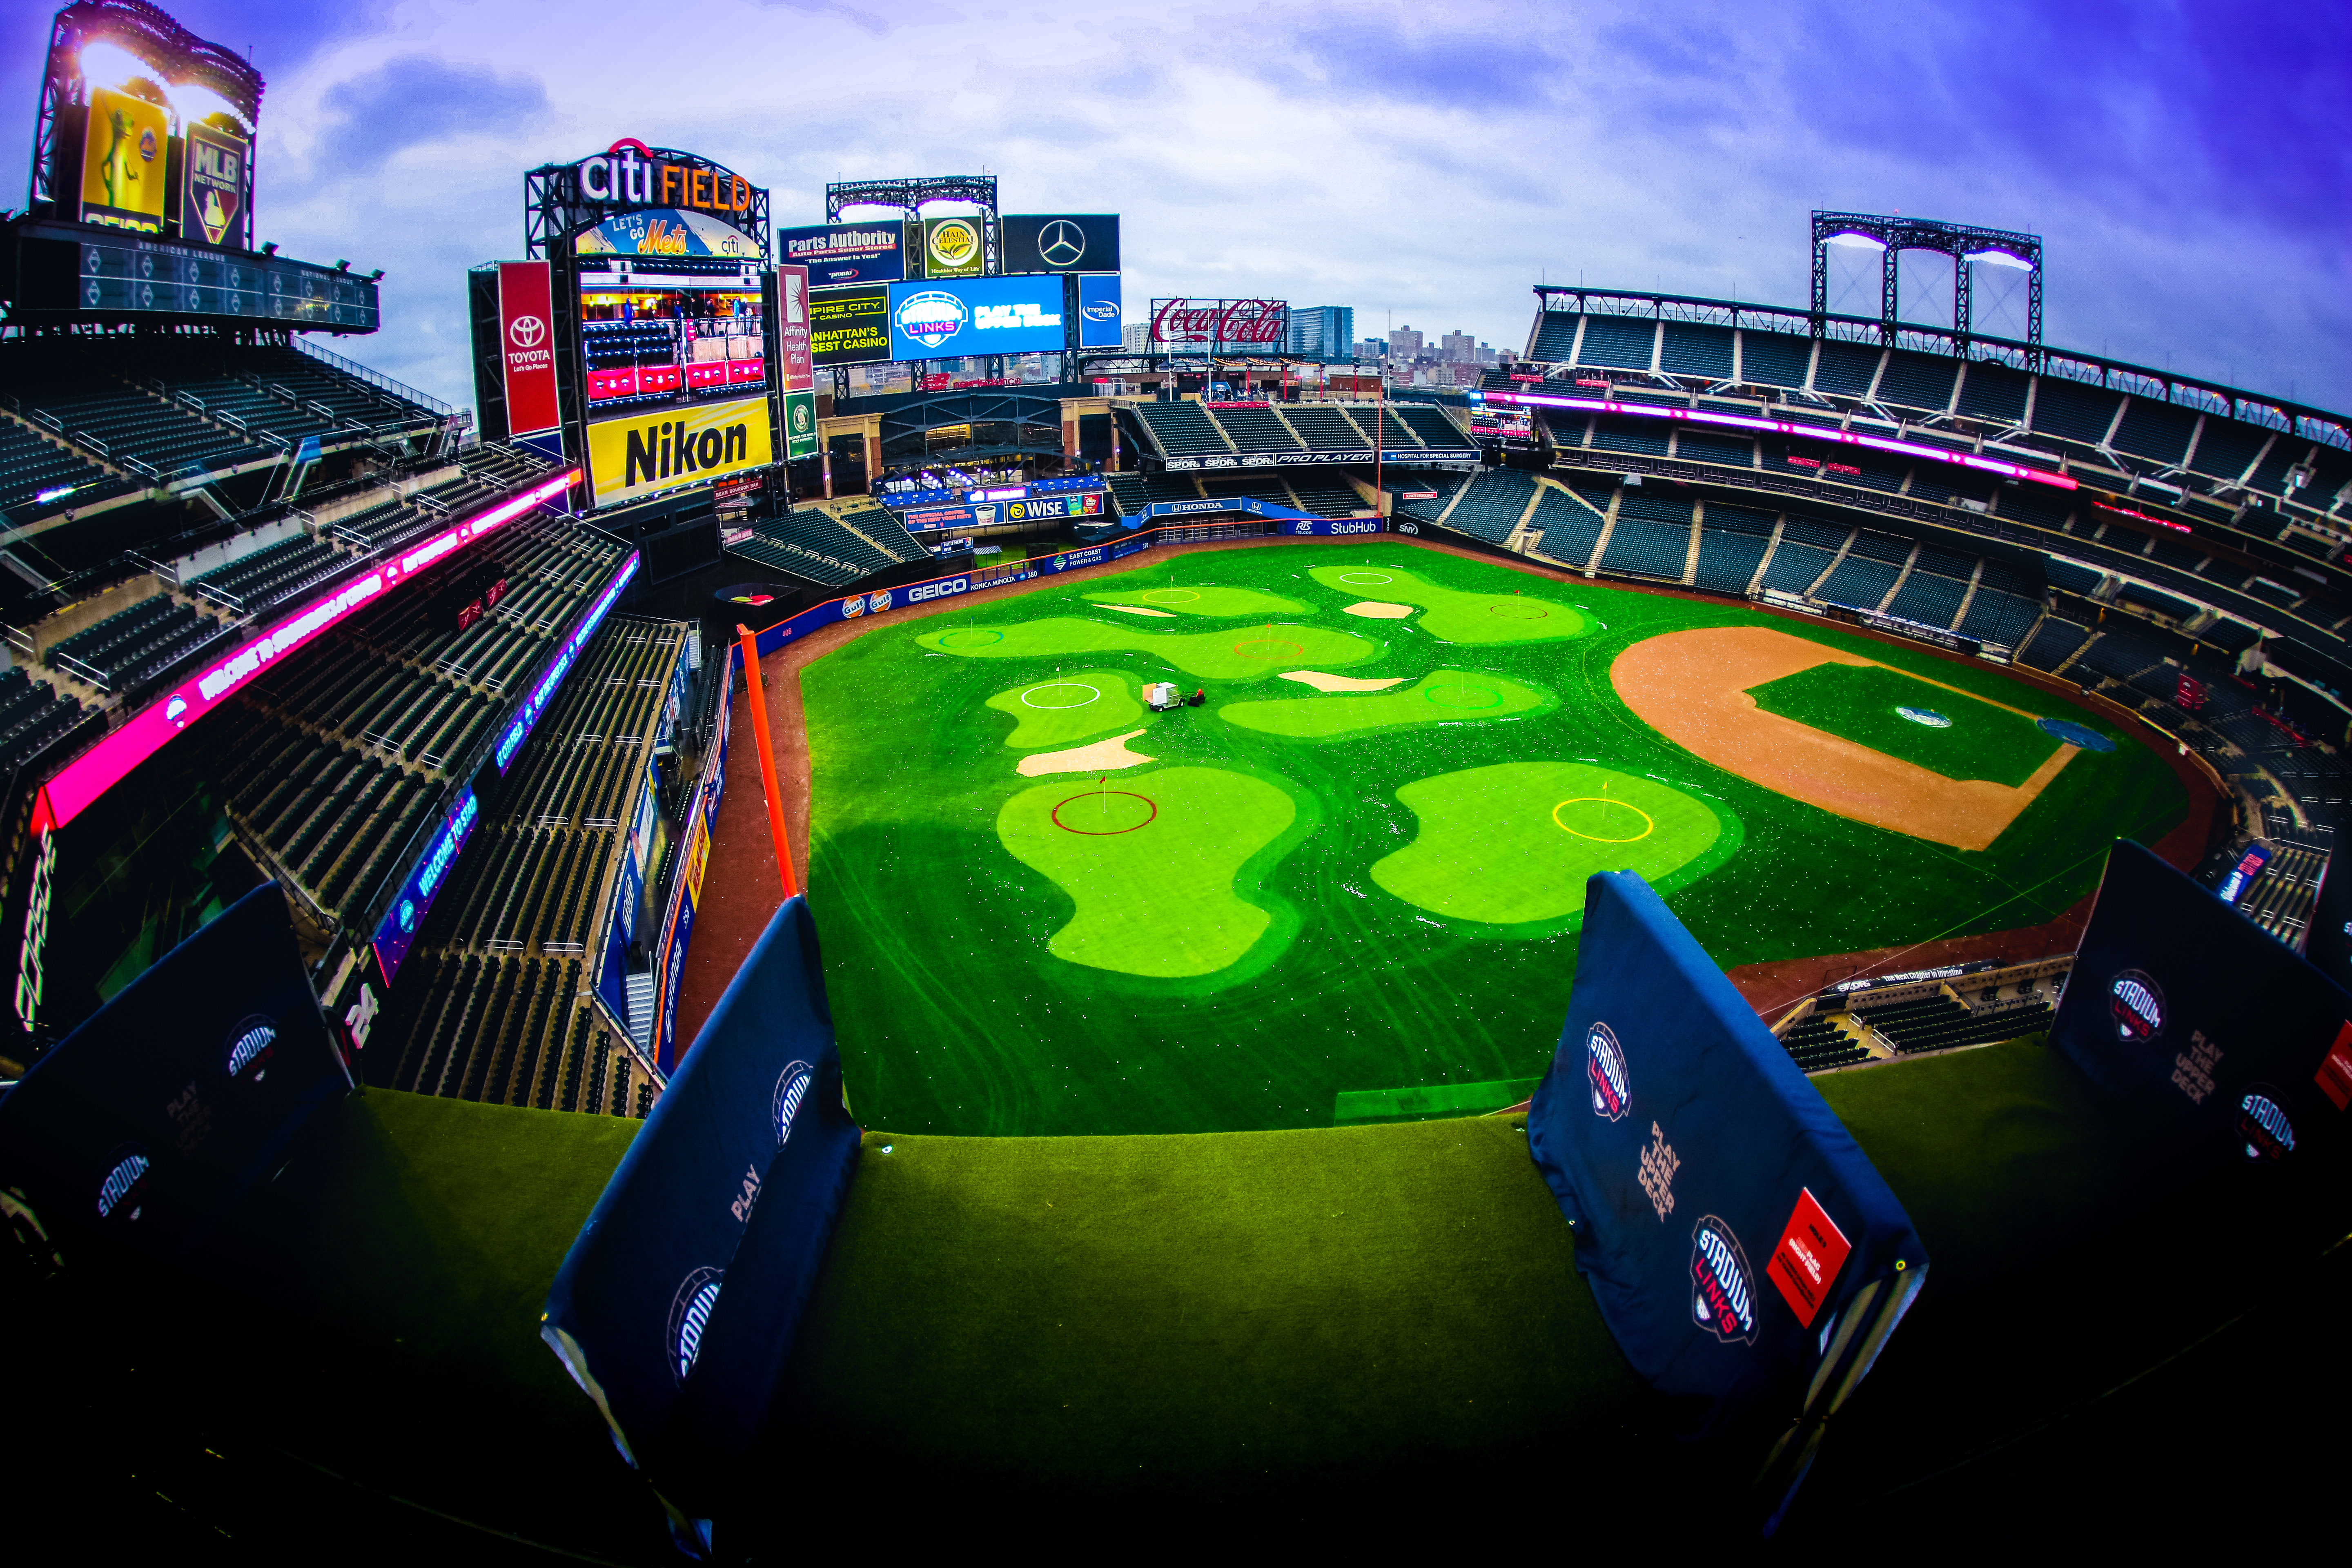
886 276 1067 361
578 276 767 411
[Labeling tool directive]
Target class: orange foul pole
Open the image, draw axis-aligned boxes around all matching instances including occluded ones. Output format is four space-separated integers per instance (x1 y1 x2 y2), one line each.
736 624 799 900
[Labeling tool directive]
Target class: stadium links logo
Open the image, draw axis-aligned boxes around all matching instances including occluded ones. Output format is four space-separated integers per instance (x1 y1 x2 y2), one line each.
2238 1086 2295 1163
1040 219 1087 267
667 1266 724 1385
224 1014 277 1084
1585 1022 1630 1122
97 1143 152 1225
1690 1215 1758 1345
2109 969 2165 1043
773 1060 815 1147
895 290 967 351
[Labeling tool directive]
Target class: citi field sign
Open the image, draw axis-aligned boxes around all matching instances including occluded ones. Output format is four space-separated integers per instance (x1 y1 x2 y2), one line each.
567 140 762 235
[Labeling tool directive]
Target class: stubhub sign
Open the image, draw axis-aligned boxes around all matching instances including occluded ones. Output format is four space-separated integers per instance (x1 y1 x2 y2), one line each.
887 277 1066 360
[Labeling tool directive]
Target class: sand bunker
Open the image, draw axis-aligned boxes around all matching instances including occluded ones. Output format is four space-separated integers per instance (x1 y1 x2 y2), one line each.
1096 604 1179 617
1611 625 2076 852
1279 670 1407 692
1017 728 1157 777
1342 601 1415 619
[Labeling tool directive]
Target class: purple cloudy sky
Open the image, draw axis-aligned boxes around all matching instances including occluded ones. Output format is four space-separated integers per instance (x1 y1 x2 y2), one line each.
12 0 2345 414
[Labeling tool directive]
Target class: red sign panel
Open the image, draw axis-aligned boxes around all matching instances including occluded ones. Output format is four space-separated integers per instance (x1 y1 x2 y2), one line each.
2318 1023 2352 1112
1149 298 1287 348
1764 1186 1851 1328
497 261 561 435
777 264 813 391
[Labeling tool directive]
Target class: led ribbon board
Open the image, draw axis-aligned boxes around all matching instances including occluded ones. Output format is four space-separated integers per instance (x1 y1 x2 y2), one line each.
1475 390 2080 490
38 470 582 831
494 552 642 772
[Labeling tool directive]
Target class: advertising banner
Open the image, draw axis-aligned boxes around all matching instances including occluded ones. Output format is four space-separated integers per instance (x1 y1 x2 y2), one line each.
178 121 248 247
893 492 1105 531
1526 871 1927 1433
777 265 813 390
0 885 349 1270
1077 274 1123 349
888 276 1066 361
918 215 986 279
497 261 561 436
808 285 890 365
80 87 171 233
2052 840 2352 1175
1150 297 1288 352
779 221 906 287
572 207 763 259
1158 445 1477 471
370 788 480 984
783 389 818 460
586 393 774 509
1003 214 1121 274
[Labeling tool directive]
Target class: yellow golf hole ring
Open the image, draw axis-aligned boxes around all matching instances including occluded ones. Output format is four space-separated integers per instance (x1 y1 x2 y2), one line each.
1139 588 1202 605
1551 796 1655 843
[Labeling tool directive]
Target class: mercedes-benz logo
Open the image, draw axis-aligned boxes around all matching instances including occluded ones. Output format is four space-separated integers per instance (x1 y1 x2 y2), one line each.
509 315 547 348
1039 219 1086 268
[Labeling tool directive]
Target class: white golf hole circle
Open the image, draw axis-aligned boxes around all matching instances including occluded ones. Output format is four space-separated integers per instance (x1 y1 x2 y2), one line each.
1337 570 1394 585
1022 682 1101 710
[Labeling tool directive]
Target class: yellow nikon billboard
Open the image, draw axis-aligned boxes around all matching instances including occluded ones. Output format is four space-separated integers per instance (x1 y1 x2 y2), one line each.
586 394 773 510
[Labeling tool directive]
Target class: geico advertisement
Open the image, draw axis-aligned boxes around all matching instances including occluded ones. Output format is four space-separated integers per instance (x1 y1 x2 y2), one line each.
587 395 773 508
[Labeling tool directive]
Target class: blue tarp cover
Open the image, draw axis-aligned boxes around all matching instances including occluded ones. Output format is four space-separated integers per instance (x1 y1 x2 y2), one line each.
1526 871 1926 1423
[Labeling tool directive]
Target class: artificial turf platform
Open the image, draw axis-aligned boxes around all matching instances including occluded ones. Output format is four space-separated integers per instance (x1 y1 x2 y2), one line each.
803 542 2188 1138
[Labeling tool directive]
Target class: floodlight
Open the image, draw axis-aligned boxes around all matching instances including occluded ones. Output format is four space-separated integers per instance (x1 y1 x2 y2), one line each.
368 269 384 282
1823 232 1886 251
1964 248 2035 271
336 260 351 272
260 241 276 255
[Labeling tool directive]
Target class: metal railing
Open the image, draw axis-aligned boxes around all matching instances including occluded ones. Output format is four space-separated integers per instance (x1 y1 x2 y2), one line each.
294 336 456 418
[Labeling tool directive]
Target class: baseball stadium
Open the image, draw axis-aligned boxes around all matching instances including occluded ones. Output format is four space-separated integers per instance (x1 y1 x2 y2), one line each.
0 2 2346 1557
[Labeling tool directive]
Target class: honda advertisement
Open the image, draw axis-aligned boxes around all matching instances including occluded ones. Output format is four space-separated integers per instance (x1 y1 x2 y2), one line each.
1003 214 1121 274
1077 274 1123 349
888 276 1067 361
497 261 561 436
778 220 905 286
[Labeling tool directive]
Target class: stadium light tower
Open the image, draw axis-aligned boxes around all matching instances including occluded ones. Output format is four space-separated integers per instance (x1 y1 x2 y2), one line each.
1809 211 2042 354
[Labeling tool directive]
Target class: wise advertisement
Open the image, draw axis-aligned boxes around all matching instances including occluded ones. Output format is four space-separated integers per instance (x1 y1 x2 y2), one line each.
179 122 248 247
808 285 890 365
80 87 171 234
888 276 1067 361
920 216 985 279
783 390 818 460
587 394 773 509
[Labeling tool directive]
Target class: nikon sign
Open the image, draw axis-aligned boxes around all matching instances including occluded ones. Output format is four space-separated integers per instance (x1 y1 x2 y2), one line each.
586 393 773 509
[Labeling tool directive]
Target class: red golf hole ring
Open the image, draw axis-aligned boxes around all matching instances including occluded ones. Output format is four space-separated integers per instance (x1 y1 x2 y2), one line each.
1051 791 1159 834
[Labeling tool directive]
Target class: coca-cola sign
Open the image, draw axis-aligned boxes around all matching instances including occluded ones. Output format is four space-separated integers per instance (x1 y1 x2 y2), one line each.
1150 298 1289 350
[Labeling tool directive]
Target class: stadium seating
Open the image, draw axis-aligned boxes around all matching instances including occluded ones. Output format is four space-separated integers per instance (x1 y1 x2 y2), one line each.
1206 405 1301 450
1691 504 1775 595
1673 428 1754 468
1813 553 1902 609
733 504 921 588
1104 472 1203 518
2019 618 2091 672
45 594 225 693
1860 995 2056 1055
1776 1013 1872 1072
0 666 85 775
1659 322 1734 379
1758 540 1838 595
1134 402 1235 458
0 415 134 517
1525 486 1606 565
1282 405 1372 452
1390 473 1468 522
1812 341 1882 398
1438 470 1538 544
185 534 346 614
1573 314 1655 370
1395 405 1468 447
1884 568 1967 628
1599 516 1690 579
1875 351 1958 414
1284 477 1365 518
1590 417 1670 457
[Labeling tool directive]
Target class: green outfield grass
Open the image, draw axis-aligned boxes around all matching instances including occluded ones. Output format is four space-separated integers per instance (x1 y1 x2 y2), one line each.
1223 668 1555 739
1082 583 1310 617
916 615 1377 678
1749 661 2061 786
1371 762 1737 929
986 670 1146 748
802 544 2187 1138
1305 562 1592 643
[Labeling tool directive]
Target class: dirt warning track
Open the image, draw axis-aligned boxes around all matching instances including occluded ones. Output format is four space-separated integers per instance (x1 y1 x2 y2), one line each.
1611 625 2075 851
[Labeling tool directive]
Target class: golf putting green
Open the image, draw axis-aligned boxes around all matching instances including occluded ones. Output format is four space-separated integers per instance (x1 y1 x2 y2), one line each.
917 616 1376 679
801 542 2188 1137
1223 668 1555 740
996 765 1311 979
1371 761 1737 928
1306 563 1591 644
986 670 1146 749
1083 584 1310 617
1748 661 2069 788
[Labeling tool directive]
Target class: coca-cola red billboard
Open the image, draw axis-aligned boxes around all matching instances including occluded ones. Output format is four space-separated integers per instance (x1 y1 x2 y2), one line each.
1150 298 1288 351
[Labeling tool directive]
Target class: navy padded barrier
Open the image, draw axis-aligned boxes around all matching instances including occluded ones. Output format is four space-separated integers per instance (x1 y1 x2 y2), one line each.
1526 872 1926 1430
2053 840 2352 1173
542 896 860 1518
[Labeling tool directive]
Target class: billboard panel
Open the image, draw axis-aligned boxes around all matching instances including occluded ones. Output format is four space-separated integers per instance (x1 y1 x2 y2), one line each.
783 389 818 460
498 261 562 436
1003 214 1120 274
1150 297 1289 352
573 207 762 258
79 87 171 234
888 277 1065 361
179 122 249 247
919 216 985 279
1077 274 1123 349
778 221 905 286
777 265 813 390
808 285 890 365
586 393 773 510
578 273 766 412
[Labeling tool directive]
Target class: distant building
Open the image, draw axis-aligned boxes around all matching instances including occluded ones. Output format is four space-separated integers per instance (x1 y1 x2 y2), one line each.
1123 322 1152 354
1357 337 1387 361
1285 305 1355 363
1388 324 1425 359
